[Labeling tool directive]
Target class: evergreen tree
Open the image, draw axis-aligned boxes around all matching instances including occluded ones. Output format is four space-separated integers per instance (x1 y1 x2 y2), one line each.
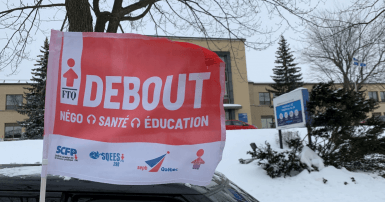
307 82 385 171
268 36 303 96
17 38 48 139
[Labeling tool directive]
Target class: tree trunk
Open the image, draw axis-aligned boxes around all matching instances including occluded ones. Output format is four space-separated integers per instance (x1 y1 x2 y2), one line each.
65 0 93 32
343 74 351 92
107 0 123 33
95 12 110 32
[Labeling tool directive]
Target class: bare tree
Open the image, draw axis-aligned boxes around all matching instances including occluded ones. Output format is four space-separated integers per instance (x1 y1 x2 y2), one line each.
301 11 385 91
333 0 385 27
0 0 321 73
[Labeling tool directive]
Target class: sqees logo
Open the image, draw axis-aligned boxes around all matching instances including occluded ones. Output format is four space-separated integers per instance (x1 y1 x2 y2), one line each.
60 32 82 105
89 151 124 167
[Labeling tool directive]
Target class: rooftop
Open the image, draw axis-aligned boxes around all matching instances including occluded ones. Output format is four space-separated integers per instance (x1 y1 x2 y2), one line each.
149 35 246 42
0 79 34 84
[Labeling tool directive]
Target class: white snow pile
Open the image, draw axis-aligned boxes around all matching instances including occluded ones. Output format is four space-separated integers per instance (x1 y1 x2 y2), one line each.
300 146 325 170
0 166 41 177
0 140 43 164
1 129 385 202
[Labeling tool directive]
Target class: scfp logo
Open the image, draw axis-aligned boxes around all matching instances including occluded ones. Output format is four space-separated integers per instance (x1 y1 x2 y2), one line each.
56 146 77 156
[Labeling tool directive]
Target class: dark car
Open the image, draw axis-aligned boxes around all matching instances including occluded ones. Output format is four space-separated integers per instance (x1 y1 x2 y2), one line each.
225 120 258 130
0 166 258 202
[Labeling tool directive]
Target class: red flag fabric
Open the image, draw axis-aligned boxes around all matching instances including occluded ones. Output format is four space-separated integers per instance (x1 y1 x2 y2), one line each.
42 30 225 186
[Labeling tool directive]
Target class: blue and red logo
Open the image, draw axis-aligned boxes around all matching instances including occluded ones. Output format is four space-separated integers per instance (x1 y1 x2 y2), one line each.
191 149 205 170
55 146 78 162
138 151 178 172
89 151 124 167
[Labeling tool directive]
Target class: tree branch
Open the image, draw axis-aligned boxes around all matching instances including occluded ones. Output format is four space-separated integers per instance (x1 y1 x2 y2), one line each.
120 0 159 17
121 3 153 21
0 3 65 16
93 0 101 16
60 14 68 31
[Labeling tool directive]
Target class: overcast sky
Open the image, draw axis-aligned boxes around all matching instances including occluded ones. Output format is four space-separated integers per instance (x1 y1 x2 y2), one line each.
0 0 338 83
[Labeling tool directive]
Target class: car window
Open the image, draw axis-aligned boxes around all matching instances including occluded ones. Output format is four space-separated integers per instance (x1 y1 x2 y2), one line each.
71 195 187 202
227 181 259 202
0 197 60 202
0 197 38 202
208 182 259 202
233 121 243 126
225 121 233 125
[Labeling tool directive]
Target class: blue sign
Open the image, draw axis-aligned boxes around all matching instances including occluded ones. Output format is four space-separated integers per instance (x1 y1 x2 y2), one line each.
238 113 248 123
276 100 303 127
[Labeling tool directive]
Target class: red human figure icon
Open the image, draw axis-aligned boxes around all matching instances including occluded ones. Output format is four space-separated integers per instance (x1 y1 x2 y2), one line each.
192 149 205 170
63 58 78 87
74 154 78 161
121 154 125 162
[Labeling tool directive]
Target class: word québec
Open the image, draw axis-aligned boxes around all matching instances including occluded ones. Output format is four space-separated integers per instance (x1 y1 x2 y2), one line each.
77 73 211 111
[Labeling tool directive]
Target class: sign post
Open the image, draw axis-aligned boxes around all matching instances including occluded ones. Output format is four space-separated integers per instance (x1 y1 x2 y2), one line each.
273 88 310 148
40 30 226 200
278 129 283 149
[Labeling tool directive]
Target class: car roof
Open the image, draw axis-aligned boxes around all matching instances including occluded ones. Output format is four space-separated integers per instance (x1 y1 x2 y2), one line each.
0 175 201 195
0 167 227 195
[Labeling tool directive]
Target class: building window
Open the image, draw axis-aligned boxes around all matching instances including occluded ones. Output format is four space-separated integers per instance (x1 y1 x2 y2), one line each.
6 94 23 110
368 91 379 102
372 112 381 117
261 116 274 128
271 93 277 104
259 92 271 105
225 110 230 120
225 109 235 120
219 56 231 104
380 92 385 102
4 123 22 140
216 52 233 104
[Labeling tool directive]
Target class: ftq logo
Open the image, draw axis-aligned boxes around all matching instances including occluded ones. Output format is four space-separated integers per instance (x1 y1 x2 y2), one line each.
55 146 78 162
138 151 178 172
60 32 82 106
89 151 124 167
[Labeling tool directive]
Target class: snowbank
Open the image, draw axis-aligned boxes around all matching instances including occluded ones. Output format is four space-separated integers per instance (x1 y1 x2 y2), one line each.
1 129 385 202
0 140 43 164
217 129 385 202
300 146 325 170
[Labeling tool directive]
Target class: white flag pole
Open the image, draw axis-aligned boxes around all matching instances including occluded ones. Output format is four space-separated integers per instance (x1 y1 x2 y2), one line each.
40 30 62 202
40 137 49 202
39 176 47 202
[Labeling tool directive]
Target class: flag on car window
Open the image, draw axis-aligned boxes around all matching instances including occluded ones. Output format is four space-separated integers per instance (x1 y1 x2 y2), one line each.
42 30 226 186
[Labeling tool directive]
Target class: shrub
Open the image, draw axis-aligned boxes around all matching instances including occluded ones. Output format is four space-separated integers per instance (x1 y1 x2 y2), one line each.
275 130 301 148
247 139 308 178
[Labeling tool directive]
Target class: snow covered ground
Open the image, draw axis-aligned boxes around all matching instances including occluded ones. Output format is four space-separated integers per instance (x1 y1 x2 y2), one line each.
0 140 43 164
1 129 385 202
218 129 385 202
